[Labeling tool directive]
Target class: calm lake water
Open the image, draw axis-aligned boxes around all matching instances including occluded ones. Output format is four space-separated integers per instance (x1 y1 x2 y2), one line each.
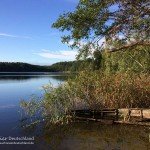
0 73 150 150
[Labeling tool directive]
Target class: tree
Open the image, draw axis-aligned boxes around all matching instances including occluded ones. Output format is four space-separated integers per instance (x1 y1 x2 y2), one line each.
53 0 150 58
93 50 102 70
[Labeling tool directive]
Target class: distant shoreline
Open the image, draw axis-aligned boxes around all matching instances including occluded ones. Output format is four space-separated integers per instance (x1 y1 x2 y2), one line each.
0 72 68 75
0 61 82 73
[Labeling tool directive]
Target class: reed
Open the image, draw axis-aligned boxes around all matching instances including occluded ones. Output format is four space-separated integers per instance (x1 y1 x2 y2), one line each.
20 71 150 124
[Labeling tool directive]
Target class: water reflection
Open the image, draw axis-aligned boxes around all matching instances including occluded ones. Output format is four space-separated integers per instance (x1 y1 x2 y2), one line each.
0 74 66 138
21 121 150 150
38 122 150 150
0 74 69 83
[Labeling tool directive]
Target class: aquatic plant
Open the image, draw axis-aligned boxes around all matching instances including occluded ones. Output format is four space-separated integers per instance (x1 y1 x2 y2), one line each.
20 71 150 124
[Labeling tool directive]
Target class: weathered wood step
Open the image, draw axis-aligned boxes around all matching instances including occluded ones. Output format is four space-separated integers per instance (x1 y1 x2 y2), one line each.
68 108 150 125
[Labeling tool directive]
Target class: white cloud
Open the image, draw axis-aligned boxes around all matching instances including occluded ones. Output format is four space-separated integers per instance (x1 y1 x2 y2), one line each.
0 33 32 39
0 33 17 38
35 49 77 60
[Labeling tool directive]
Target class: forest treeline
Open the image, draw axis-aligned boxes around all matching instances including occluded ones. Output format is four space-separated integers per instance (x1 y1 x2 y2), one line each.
1 46 149 73
0 61 90 72
0 62 51 72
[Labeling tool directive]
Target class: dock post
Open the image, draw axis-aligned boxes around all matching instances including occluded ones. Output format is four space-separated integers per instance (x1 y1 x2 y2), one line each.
116 109 119 121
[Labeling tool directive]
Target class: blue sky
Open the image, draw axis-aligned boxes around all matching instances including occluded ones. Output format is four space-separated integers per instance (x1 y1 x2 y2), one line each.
0 0 79 65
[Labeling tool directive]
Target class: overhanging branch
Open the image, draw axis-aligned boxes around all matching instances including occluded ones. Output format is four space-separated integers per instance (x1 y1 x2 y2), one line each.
107 41 150 53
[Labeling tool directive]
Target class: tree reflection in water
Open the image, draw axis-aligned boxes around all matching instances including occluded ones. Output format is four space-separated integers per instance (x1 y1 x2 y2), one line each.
0 74 69 83
27 122 150 150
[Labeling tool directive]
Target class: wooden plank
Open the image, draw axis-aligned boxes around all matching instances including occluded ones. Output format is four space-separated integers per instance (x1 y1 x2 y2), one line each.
143 109 150 119
130 109 142 117
69 108 150 125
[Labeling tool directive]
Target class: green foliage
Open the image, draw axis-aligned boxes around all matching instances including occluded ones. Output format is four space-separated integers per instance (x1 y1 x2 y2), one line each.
49 60 89 72
53 0 150 58
20 83 74 124
0 61 94 72
102 46 150 74
93 50 103 70
0 62 52 72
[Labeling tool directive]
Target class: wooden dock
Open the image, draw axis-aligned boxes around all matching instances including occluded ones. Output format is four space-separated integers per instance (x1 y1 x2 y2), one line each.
68 108 150 126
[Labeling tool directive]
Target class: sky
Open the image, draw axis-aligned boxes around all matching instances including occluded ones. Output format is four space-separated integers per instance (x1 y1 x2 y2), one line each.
0 0 79 65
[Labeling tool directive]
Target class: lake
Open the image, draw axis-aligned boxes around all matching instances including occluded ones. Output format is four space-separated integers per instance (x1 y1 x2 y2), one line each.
0 73 149 150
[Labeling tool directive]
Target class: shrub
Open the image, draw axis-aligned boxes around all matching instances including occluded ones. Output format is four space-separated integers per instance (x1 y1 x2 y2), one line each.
20 71 150 124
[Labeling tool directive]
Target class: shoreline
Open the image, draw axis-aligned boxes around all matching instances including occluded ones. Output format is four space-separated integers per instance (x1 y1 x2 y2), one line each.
69 108 150 126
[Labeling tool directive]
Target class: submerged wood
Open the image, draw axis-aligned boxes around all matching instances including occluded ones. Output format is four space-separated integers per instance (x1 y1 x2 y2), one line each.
68 108 150 126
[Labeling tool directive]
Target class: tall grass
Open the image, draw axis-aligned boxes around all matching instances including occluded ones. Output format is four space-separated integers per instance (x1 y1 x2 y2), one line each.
20 71 150 124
